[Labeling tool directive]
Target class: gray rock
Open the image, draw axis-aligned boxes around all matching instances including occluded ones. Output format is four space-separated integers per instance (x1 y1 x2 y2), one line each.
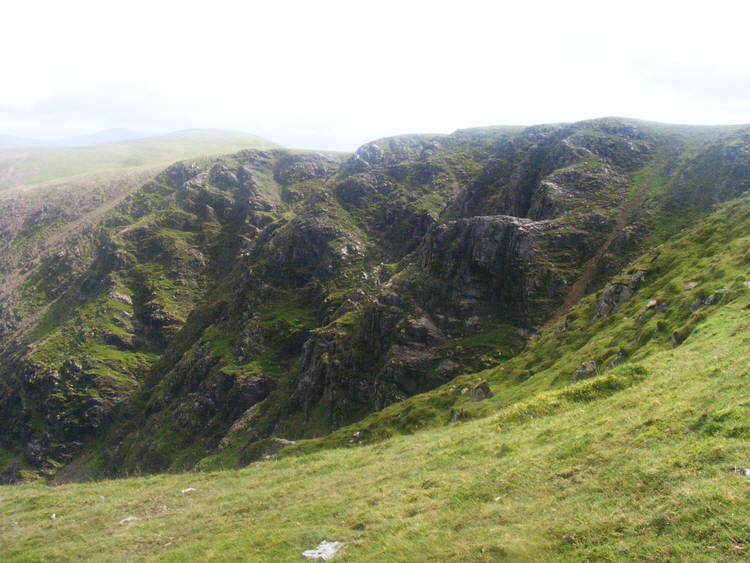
449 409 467 423
705 288 728 305
470 380 493 402
593 270 647 320
109 291 133 305
690 298 704 312
572 361 597 381
630 270 646 286
684 281 699 290
606 351 626 370
671 331 683 347
744 281 750 288
436 359 460 375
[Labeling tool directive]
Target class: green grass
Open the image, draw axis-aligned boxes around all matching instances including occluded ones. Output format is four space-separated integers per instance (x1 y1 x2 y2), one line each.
259 300 317 330
3 123 750 560
2 297 749 561
221 351 283 377
277 192 750 455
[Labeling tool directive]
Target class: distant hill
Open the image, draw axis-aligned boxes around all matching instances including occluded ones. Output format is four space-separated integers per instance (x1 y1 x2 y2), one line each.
0 129 152 148
0 129 279 190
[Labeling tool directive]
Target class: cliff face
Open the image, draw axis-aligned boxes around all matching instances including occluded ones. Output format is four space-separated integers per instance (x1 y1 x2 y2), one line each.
2 118 749 479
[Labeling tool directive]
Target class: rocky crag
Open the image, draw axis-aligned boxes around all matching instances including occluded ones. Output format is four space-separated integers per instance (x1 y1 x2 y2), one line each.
1 117 749 480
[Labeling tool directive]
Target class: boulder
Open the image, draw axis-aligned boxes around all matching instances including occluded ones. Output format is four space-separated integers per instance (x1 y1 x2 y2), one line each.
705 287 728 305
606 350 626 370
671 331 684 347
593 270 647 319
572 361 597 381
470 380 493 402
690 297 704 312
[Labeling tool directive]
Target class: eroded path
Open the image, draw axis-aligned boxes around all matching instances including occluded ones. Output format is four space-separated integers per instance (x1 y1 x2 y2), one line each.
541 189 644 331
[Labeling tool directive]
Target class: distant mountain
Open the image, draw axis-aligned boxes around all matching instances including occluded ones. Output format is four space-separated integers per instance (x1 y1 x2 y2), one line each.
49 128 154 147
0 134 47 147
0 129 152 148
0 129 280 190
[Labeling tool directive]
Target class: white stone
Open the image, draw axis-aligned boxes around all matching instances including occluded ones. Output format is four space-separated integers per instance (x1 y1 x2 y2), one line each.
302 540 344 560
180 487 196 494
119 516 138 525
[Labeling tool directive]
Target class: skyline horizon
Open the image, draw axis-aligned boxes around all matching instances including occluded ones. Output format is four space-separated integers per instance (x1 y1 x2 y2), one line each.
3 114 750 152
5 0 750 152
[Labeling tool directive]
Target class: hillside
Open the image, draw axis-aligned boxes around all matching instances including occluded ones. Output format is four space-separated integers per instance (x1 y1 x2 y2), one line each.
0 129 279 191
0 117 749 488
1 186 748 560
0 130 278 311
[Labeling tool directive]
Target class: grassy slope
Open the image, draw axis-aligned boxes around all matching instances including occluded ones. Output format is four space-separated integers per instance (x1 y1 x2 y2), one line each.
0 129 278 191
1 192 749 560
1 297 747 560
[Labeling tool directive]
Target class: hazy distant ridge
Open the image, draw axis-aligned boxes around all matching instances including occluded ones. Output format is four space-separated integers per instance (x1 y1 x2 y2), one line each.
0 129 279 190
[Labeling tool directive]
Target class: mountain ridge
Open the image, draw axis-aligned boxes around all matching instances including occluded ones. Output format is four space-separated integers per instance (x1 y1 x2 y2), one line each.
0 117 748 483
2 144 749 561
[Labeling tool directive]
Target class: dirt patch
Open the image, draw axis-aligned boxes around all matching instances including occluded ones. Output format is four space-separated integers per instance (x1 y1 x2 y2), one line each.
541 191 645 331
50 452 93 485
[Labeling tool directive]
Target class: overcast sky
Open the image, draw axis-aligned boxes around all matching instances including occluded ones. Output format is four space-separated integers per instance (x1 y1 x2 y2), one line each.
2 0 750 150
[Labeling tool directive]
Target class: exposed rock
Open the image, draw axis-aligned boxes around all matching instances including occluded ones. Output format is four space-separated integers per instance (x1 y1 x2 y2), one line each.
744 281 750 288
436 359 460 376
470 380 493 402
594 270 647 320
671 331 684 347
119 516 138 525
684 281 699 291
572 361 597 382
8 118 750 479
690 297 704 312
645 299 658 310
302 540 344 560
705 288 728 305
449 409 467 423
606 350 626 370
109 291 133 305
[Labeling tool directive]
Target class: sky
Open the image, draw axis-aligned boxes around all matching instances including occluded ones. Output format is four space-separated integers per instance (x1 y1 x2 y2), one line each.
2 0 750 151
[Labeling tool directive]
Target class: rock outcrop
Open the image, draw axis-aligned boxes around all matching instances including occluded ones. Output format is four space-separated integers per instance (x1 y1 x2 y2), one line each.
3 118 750 478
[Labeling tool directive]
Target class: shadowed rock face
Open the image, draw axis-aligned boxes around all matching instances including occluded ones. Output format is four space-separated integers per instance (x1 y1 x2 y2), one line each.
2 118 750 478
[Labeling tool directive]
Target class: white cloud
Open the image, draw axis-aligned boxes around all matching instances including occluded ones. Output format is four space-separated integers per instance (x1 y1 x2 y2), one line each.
2 0 750 149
